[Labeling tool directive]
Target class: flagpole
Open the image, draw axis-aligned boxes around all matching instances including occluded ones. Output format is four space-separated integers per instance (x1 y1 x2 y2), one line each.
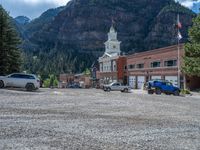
178 31 180 89
177 14 181 89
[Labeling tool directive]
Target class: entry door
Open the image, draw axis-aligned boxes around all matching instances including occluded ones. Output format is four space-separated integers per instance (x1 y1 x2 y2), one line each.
129 76 136 89
137 76 145 89
165 76 178 87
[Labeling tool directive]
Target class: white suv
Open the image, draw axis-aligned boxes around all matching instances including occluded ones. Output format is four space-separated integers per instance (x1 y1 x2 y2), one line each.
0 73 40 91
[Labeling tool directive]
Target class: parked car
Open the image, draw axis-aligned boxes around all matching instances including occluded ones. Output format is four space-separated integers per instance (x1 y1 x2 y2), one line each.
103 82 131 93
147 80 180 96
67 83 81 89
0 73 40 91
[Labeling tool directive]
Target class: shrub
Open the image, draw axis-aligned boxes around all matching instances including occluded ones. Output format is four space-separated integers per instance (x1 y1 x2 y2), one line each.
44 78 50 88
43 74 58 88
181 89 191 95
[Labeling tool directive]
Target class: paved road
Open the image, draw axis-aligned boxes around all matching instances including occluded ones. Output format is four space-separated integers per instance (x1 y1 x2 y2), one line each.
0 89 199 150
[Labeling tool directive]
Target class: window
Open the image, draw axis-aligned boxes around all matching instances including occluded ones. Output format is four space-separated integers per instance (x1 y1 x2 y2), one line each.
166 82 172 86
112 83 120 86
128 64 135 69
124 65 127 70
10 74 21 78
113 65 116 71
164 60 177 67
137 63 144 69
151 61 161 68
24 75 35 79
100 64 103 72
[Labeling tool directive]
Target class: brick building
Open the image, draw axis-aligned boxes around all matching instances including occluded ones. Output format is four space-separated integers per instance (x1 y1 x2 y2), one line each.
74 73 91 88
59 74 74 88
98 25 127 84
97 26 200 90
127 45 185 89
99 56 127 84
127 44 200 90
59 73 92 88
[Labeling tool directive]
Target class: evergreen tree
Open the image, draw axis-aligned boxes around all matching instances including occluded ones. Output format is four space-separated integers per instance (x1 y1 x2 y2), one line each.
183 15 200 77
0 5 21 75
0 5 9 74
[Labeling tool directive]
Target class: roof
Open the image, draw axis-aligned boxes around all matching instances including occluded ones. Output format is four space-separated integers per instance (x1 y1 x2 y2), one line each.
127 44 184 59
75 73 84 77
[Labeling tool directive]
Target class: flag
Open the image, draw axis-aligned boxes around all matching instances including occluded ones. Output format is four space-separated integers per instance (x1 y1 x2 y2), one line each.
176 14 182 29
177 31 182 40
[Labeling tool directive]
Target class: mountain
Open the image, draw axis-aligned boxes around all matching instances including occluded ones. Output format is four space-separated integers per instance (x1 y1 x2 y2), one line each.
24 6 65 39
192 2 200 13
20 6 65 52
13 16 31 40
15 16 30 25
16 0 195 76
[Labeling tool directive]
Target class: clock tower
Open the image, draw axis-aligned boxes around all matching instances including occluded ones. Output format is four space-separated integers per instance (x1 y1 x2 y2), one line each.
104 25 121 55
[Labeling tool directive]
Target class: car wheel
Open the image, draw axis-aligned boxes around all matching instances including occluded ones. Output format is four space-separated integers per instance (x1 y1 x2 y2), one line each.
148 90 154 94
124 88 128 93
0 80 4 88
155 88 162 95
174 90 180 96
26 83 35 91
107 88 111 92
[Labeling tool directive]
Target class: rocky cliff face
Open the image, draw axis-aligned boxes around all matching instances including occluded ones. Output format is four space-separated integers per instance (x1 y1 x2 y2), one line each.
25 0 195 53
17 0 195 75
15 16 30 25
144 4 195 51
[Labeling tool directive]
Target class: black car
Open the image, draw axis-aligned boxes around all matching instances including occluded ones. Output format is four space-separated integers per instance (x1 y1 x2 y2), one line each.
67 84 81 89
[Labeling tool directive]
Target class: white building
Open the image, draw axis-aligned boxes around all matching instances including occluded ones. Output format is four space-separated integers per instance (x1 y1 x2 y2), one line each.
98 25 126 84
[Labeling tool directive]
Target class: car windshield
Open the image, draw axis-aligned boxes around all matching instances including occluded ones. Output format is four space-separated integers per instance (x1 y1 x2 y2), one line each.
166 82 172 86
6 74 11 77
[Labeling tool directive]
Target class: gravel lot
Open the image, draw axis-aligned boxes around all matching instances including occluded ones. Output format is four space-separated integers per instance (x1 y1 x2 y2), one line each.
0 88 200 150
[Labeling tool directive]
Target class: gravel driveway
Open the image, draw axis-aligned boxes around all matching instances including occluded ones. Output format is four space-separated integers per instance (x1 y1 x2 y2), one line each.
0 88 200 150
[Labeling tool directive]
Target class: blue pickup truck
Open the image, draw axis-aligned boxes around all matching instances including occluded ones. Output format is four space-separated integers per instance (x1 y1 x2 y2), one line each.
147 80 180 96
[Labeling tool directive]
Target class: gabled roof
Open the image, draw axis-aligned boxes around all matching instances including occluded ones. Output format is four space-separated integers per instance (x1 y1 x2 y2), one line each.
99 52 120 60
100 52 112 59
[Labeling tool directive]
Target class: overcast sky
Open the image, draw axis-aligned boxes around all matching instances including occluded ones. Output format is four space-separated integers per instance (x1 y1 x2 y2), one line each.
0 0 198 19
177 0 200 8
0 0 70 19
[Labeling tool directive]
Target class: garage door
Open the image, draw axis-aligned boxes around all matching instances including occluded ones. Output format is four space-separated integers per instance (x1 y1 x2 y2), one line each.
165 76 178 87
129 76 136 89
137 76 145 89
151 76 162 80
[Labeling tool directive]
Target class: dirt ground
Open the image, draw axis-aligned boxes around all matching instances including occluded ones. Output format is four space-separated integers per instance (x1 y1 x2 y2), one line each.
0 88 199 150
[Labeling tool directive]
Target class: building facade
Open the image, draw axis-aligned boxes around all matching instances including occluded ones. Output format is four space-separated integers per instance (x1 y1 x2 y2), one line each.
59 74 75 88
98 25 127 84
59 73 92 88
74 73 91 88
127 45 185 89
97 27 200 90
